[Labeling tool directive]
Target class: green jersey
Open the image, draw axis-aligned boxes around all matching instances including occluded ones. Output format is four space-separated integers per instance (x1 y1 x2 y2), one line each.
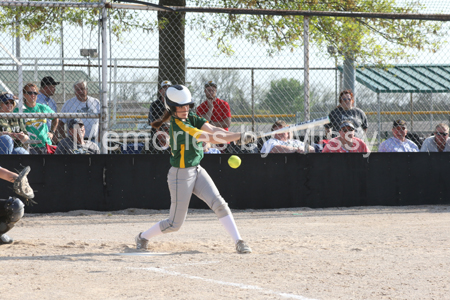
169 112 208 168
14 103 54 147
0 117 28 148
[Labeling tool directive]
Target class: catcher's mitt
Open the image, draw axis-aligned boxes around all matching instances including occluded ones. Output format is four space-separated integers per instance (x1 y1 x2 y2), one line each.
13 166 36 205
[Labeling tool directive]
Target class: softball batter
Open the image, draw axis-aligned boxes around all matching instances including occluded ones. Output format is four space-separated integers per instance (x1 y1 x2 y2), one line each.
136 85 252 254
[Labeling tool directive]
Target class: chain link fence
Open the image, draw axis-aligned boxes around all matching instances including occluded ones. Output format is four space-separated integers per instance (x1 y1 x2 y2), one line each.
0 1 449 154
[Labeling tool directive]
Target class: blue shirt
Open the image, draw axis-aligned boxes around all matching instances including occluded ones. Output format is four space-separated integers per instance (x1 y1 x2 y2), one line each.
378 137 419 152
37 93 57 129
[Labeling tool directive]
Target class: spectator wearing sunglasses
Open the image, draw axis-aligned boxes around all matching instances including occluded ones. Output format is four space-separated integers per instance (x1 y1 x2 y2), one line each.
0 93 29 154
420 123 450 152
326 90 368 138
36 76 60 142
323 120 370 153
13 83 58 154
378 120 419 152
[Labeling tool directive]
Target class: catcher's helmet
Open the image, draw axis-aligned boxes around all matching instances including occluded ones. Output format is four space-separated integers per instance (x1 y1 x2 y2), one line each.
5 197 24 224
165 85 194 109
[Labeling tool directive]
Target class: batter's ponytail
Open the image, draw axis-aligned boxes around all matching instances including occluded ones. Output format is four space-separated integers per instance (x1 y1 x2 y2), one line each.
151 110 171 129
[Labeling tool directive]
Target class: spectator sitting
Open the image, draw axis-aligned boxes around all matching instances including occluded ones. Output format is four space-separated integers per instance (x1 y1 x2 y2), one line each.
420 123 450 152
323 121 370 153
378 119 419 152
327 89 368 138
314 126 334 153
261 120 314 154
148 80 172 127
14 83 58 154
196 81 231 131
0 93 29 154
59 80 100 142
36 76 60 143
203 142 221 154
141 122 170 154
55 118 99 154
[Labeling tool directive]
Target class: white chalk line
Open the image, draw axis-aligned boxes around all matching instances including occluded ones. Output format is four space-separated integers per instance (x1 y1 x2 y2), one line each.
117 252 170 256
164 261 221 268
131 267 318 300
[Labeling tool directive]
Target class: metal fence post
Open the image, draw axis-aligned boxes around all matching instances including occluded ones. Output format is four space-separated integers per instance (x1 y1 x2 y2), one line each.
101 0 108 154
251 68 255 132
303 16 310 153
377 92 381 145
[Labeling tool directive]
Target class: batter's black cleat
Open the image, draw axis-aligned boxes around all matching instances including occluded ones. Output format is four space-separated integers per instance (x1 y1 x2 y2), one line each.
236 240 252 254
135 232 149 250
0 234 13 245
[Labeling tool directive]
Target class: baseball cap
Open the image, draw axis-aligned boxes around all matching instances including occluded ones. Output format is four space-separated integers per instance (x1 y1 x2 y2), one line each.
160 80 172 88
41 76 60 87
0 93 15 103
204 81 217 88
68 118 84 129
393 119 407 127
339 121 355 130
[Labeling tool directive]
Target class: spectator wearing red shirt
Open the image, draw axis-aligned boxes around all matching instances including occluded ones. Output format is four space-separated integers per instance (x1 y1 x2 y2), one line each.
196 81 231 131
323 121 370 153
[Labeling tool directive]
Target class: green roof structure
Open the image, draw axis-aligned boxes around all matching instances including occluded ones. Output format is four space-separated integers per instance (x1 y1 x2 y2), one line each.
338 65 450 93
0 70 98 94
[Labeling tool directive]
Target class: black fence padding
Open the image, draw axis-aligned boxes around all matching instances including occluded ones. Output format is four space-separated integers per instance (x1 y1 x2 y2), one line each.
0 153 448 213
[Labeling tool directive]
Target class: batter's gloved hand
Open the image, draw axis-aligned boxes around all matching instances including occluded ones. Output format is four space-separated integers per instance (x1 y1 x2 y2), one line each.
236 131 255 146
13 166 36 205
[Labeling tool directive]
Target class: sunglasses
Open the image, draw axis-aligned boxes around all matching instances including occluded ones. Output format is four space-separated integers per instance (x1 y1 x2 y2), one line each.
25 91 38 95
394 126 407 130
341 128 355 132
435 132 449 136
1 101 15 105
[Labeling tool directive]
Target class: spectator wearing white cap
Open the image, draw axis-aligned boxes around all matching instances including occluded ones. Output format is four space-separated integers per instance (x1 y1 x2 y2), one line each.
323 120 370 153
148 80 172 124
196 81 231 131
378 120 419 152
55 118 99 154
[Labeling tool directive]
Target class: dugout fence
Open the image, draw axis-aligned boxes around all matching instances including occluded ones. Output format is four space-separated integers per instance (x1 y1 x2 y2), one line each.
0 1 450 154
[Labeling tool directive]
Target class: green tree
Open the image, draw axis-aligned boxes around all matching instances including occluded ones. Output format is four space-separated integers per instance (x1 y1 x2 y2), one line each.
261 78 319 115
191 0 446 64
1 1 444 65
0 1 186 88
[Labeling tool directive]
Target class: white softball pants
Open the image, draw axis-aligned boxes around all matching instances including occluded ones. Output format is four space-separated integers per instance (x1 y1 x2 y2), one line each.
159 165 231 233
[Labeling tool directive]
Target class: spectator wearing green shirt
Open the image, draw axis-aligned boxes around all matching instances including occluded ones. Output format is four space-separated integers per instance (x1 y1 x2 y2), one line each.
14 83 59 154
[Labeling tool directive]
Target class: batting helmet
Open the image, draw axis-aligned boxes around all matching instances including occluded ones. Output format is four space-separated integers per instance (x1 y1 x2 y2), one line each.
165 85 194 107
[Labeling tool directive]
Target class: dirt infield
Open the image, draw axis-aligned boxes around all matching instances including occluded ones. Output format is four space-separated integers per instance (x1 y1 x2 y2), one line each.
1 205 449 300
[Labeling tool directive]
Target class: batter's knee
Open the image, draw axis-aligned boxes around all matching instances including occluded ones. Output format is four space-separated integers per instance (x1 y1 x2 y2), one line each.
211 200 231 219
159 218 183 234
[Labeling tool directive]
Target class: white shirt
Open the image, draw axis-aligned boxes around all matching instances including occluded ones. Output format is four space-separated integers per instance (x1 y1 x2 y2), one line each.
420 136 450 152
61 96 100 139
378 137 419 152
261 138 305 154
